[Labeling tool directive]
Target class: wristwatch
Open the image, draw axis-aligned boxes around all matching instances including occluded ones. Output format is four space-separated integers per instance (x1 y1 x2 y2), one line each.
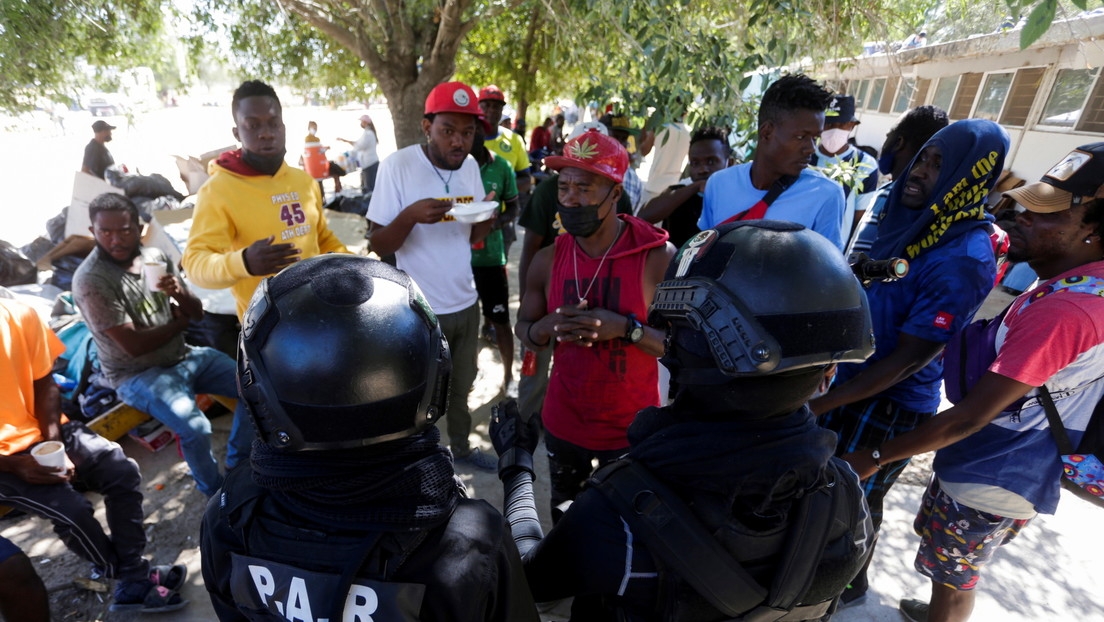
871 448 885 469
625 314 645 344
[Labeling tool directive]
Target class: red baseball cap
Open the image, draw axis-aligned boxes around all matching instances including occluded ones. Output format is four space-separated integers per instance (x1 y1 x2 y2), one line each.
424 82 484 119
544 129 629 184
478 85 506 103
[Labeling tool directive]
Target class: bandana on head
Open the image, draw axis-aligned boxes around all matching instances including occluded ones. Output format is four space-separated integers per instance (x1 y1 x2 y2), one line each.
871 119 1009 260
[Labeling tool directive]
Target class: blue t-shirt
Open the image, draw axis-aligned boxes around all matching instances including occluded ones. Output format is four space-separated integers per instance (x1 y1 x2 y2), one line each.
699 164 846 250
833 227 996 412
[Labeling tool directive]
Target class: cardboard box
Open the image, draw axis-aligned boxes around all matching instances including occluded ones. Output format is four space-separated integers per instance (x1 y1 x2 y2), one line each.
143 207 194 268
65 172 124 238
128 418 175 452
36 235 96 270
173 145 235 195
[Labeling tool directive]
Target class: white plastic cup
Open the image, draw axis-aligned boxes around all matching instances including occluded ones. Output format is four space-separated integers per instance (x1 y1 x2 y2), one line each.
31 440 67 473
143 260 168 292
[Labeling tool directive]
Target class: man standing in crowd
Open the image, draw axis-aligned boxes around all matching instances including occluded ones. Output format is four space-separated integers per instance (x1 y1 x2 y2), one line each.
599 112 646 212
842 143 1104 622
515 129 674 518
848 105 949 257
514 122 635 427
81 119 115 180
470 124 520 397
639 126 736 248
73 193 252 498
811 94 879 236
529 117 554 156
811 119 1009 608
0 297 187 613
495 222 875 620
367 81 498 471
698 74 846 249
183 80 349 319
201 255 539 622
339 114 380 193
479 85 533 196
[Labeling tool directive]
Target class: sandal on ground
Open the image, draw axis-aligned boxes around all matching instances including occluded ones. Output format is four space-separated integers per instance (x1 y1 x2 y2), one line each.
110 582 189 613
150 563 188 592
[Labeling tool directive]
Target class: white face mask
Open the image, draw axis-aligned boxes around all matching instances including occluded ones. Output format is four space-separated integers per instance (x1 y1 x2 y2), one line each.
819 128 851 154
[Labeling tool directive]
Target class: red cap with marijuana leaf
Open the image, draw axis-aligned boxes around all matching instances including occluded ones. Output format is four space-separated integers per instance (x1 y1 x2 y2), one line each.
544 128 629 184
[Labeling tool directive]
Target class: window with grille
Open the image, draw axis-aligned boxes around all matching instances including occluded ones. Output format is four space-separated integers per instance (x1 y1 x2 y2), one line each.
951 73 982 119
1039 68 1099 127
1000 67 1045 126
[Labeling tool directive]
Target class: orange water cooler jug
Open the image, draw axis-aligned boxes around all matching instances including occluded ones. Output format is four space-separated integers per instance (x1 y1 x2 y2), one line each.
303 141 329 179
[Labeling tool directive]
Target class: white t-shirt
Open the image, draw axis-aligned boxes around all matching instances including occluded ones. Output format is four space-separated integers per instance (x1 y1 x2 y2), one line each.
367 145 483 314
353 129 379 168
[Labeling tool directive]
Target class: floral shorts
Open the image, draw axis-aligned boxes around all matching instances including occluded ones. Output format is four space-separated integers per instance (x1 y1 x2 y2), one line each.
912 477 1033 590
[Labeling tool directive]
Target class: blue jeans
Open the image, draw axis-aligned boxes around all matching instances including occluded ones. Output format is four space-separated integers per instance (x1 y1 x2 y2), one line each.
115 346 253 497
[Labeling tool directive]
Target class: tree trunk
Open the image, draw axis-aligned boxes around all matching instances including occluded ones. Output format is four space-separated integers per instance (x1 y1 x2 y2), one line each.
514 2 543 130
279 0 478 150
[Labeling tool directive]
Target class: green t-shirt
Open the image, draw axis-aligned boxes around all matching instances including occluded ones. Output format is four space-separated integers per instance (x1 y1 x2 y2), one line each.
472 153 519 267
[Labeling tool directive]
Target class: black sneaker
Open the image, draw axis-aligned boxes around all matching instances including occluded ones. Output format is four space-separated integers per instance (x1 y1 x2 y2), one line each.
899 598 929 622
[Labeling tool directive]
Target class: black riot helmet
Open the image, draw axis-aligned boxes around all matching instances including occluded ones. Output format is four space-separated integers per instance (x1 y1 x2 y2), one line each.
650 221 874 385
238 255 451 451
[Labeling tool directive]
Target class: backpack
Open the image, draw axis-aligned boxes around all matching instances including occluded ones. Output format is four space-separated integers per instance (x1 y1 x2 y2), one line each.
1039 388 1104 508
590 458 866 621
943 276 1104 508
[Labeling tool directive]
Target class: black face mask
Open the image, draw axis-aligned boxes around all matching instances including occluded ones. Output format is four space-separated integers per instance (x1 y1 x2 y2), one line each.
242 148 287 176
557 186 614 238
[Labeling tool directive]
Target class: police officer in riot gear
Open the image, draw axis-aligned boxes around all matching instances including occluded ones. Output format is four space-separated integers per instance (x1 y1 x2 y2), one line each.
493 221 876 621
200 255 539 622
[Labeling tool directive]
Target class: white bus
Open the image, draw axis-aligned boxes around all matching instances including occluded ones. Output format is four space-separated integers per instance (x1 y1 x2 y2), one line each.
815 12 1104 182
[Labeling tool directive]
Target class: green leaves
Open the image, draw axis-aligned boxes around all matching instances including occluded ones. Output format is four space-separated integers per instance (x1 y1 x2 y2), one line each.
1020 0 1057 48
0 0 169 112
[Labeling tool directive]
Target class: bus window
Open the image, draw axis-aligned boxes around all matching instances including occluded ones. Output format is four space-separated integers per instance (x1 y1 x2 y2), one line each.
893 78 916 113
951 73 983 119
932 76 958 112
868 78 887 111
974 72 1014 121
855 79 870 108
1001 67 1046 126
1039 67 1100 127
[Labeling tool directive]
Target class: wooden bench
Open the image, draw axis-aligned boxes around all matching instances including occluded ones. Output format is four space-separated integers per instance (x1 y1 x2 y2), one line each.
0 395 238 518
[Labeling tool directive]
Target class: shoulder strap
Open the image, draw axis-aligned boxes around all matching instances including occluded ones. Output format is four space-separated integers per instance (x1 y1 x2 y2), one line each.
719 175 798 226
1039 386 1075 455
592 460 837 621
592 460 766 616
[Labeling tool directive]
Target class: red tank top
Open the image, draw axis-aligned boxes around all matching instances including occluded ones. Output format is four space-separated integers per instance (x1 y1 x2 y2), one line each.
543 216 667 450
